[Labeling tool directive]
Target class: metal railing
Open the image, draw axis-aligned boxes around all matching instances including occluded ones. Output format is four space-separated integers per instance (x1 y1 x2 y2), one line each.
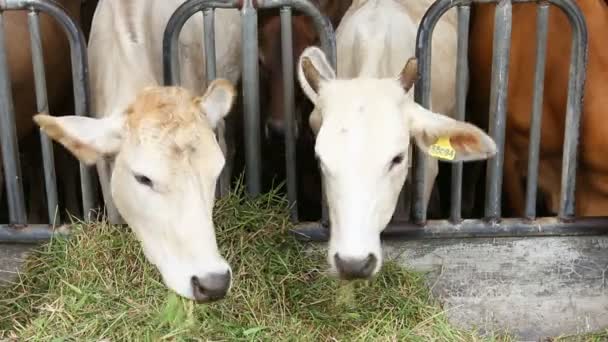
0 0 95 243
162 0 336 223
292 0 608 241
2 0 606 243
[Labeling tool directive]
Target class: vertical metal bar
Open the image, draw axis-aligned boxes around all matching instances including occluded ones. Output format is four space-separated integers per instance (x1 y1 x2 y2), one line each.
163 0 240 87
241 0 262 196
450 5 470 224
62 12 95 221
0 11 26 224
280 6 298 222
524 3 548 220
484 0 512 220
27 0 99 220
551 0 587 219
203 8 216 82
28 9 59 224
202 7 226 199
412 1 446 224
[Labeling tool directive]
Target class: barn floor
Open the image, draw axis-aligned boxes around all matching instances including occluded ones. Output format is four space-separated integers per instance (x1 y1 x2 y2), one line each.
2 235 608 341
307 235 608 341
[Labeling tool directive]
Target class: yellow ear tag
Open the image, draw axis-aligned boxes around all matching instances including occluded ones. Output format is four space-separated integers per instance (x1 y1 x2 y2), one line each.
429 136 456 161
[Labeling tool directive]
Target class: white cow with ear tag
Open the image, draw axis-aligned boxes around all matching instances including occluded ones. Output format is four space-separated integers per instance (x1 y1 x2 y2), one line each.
297 46 496 280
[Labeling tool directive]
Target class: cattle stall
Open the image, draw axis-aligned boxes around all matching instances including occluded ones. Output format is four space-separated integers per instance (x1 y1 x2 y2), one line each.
0 0 607 244
0 0 96 242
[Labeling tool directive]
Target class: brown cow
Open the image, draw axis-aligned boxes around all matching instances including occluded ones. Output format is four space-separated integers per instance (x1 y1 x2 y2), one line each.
468 0 608 217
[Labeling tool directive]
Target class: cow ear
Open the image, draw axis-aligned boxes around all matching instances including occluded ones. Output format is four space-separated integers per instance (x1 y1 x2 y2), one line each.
297 46 336 105
33 113 125 165
397 57 418 93
406 102 497 162
198 79 236 129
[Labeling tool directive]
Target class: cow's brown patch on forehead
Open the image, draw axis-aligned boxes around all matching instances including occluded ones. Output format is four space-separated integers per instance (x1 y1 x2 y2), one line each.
126 86 203 130
124 86 209 153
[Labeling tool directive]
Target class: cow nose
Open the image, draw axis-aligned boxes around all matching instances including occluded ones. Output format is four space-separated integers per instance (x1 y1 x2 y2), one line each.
334 253 377 280
264 118 286 140
190 271 231 303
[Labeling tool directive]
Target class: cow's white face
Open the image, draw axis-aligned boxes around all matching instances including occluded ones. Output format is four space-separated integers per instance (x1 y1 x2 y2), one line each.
34 80 236 302
297 47 497 280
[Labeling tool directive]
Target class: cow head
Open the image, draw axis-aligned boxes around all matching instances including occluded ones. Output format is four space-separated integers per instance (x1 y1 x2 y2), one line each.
34 80 236 302
297 47 497 280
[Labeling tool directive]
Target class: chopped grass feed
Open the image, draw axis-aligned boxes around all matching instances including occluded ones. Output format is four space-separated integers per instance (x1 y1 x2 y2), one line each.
0 184 513 341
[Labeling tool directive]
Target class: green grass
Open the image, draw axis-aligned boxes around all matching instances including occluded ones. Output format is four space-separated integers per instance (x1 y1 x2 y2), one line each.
1 183 516 341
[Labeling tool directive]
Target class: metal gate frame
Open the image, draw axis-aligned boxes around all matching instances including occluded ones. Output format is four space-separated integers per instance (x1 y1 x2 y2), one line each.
162 0 336 223
294 0 608 242
0 0 95 243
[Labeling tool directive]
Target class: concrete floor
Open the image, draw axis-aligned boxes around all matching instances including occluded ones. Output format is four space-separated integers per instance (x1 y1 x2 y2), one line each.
383 236 608 341
2 236 608 341
0 243 34 286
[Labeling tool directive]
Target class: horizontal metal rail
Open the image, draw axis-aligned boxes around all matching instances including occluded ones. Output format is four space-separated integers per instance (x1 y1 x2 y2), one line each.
292 217 608 242
0 224 69 243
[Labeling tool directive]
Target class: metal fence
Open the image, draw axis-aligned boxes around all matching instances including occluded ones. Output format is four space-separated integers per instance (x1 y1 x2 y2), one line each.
0 0 95 243
1 0 607 243
295 0 608 241
162 0 336 223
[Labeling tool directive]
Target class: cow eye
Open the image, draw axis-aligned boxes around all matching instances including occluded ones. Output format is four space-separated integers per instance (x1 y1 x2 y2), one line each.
134 173 153 188
389 153 404 171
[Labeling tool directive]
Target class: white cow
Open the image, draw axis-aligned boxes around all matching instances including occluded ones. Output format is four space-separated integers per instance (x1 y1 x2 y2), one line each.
337 0 458 209
33 0 242 302
297 0 496 280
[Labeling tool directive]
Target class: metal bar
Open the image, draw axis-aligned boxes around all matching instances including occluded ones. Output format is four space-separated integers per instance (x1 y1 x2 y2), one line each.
450 5 470 224
0 11 27 224
549 0 587 219
483 0 512 220
412 0 455 224
202 7 225 199
280 6 298 221
162 0 240 86
524 3 549 220
0 224 69 243
257 0 337 67
203 8 216 82
22 0 96 221
241 0 262 195
28 9 59 224
292 216 608 242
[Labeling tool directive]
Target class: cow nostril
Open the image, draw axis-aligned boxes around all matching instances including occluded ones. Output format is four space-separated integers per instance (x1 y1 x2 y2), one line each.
334 253 378 280
264 119 286 139
190 271 231 303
